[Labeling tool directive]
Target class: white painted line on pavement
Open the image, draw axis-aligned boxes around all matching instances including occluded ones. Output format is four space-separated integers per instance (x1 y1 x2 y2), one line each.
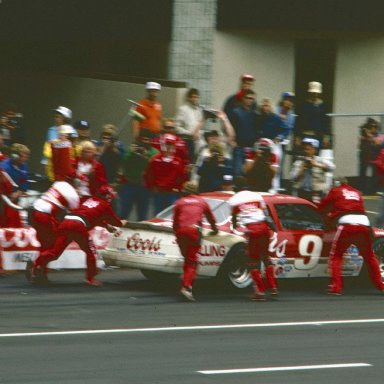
199 362 372 375
1 318 384 338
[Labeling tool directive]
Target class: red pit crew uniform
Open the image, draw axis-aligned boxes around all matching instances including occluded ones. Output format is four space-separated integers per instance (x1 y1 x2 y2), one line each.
318 183 384 294
173 194 217 291
31 181 80 251
229 191 277 299
34 196 121 282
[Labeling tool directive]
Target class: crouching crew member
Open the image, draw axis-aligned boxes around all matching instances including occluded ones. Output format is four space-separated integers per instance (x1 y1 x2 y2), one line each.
27 185 126 287
30 180 80 252
228 190 277 301
173 181 218 301
318 177 384 295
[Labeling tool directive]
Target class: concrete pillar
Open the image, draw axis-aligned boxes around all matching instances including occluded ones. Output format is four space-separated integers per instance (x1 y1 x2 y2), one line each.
168 0 217 105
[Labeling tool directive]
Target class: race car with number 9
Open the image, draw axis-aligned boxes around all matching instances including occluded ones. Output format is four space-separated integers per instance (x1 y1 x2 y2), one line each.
101 192 384 289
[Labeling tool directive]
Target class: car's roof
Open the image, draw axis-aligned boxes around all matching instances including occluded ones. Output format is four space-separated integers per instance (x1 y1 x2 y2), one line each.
200 191 314 206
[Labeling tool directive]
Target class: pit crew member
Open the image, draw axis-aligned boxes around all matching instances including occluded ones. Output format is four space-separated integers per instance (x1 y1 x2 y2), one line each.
228 190 278 301
318 177 384 295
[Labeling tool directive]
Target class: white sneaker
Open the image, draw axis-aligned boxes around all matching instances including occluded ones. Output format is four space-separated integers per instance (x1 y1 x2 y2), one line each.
180 287 196 302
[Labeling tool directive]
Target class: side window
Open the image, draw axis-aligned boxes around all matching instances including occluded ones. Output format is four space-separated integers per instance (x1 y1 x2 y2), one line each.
274 203 324 231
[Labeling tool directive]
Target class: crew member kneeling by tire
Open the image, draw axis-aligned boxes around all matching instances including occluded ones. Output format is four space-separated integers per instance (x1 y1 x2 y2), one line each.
173 181 218 301
228 190 277 301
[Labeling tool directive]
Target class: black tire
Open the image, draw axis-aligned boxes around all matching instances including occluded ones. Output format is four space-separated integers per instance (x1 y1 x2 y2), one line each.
140 269 179 282
217 242 252 289
372 238 384 280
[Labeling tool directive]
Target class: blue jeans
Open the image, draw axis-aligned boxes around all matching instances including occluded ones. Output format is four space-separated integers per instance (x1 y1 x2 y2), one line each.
118 184 151 221
233 147 246 176
153 191 180 215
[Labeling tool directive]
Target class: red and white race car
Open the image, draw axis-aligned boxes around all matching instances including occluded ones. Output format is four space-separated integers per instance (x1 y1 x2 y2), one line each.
101 191 384 288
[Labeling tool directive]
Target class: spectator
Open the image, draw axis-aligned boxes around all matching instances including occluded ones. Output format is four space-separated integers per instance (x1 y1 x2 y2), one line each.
229 89 260 176
74 120 92 145
228 190 278 301
243 138 279 192
1 143 31 193
318 177 384 295
42 125 77 182
152 118 190 169
0 103 25 145
276 92 296 182
46 106 74 141
290 138 335 203
42 106 76 168
258 98 290 191
0 132 10 161
132 82 163 140
118 129 159 221
221 174 235 192
144 133 188 214
358 118 381 194
73 141 108 202
294 81 331 150
0 168 23 228
197 142 233 193
96 124 125 186
175 88 204 162
223 73 256 116
173 181 218 301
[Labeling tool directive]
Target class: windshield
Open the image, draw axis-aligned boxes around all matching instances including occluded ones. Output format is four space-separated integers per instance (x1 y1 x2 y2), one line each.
274 203 324 231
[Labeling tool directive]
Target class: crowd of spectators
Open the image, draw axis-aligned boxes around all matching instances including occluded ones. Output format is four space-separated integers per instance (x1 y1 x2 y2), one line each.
1 76 384 228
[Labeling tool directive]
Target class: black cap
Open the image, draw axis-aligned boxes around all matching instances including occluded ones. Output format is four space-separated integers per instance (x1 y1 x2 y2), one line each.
75 120 90 130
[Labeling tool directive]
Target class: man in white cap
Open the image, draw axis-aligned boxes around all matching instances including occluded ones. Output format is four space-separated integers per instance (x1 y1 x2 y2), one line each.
290 137 335 203
132 81 163 140
293 81 331 150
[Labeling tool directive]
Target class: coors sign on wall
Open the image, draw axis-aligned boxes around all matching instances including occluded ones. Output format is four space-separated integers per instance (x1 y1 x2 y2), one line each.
0 227 111 270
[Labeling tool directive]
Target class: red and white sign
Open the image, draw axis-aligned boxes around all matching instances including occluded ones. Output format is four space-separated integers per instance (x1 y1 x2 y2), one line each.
0 227 112 270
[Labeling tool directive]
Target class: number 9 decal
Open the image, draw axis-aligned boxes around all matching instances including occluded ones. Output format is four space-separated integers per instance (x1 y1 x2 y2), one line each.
294 234 323 270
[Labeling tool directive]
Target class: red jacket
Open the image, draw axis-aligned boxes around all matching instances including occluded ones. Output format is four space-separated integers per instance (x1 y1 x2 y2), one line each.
317 184 365 222
74 158 107 197
173 194 216 232
66 196 121 229
144 153 187 192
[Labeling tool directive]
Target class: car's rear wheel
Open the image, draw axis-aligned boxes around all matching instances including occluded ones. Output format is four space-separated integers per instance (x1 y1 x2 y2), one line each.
217 242 252 289
372 238 384 280
140 269 179 282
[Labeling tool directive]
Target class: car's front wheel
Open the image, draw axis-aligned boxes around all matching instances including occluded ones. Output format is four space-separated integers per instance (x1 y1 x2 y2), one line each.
217 242 252 289
372 238 384 280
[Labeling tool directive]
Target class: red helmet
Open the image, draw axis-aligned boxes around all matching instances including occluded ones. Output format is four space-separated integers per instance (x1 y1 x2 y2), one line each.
97 184 116 202
255 138 274 151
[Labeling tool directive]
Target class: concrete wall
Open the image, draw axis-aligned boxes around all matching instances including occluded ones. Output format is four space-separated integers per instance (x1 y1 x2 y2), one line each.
334 34 384 177
212 31 295 110
0 72 187 170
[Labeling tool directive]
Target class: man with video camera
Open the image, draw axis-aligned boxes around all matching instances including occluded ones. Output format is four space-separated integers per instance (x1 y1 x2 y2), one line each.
197 142 233 193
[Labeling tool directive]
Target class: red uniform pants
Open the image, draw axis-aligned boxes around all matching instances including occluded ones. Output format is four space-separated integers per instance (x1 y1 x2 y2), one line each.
31 210 58 252
247 222 277 293
329 224 384 293
34 219 98 280
175 226 201 289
